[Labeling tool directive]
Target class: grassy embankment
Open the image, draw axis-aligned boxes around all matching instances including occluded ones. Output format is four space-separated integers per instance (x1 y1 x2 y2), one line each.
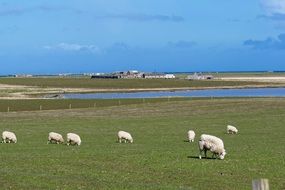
0 77 275 89
0 98 187 112
0 98 284 189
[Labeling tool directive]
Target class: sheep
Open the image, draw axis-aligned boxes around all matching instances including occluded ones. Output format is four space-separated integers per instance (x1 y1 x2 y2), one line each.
2 131 17 143
67 133 81 146
198 134 226 160
187 130 195 142
227 125 238 134
47 132 64 144
118 131 133 143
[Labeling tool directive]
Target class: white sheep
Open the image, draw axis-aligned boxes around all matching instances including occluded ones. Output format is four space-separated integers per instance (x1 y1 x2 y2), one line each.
198 134 226 160
67 133 81 146
187 130 195 142
227 125 238 134
2 131 17 143
47 132 64 144
118 131 133 143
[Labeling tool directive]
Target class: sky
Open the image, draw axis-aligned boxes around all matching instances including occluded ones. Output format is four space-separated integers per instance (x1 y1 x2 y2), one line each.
1 0 285 74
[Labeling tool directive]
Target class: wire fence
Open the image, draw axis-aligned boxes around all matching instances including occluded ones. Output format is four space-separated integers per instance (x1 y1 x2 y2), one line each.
0 97 191 112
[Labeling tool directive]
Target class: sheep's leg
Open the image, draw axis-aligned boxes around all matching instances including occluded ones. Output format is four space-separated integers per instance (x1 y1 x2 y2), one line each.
204 150 207 158
118 138 121 143
199 150 203 159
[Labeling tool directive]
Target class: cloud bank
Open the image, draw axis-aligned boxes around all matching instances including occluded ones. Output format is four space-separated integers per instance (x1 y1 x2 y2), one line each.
259 0 285 21
96 13 184 22
261 0 285 15
44 43 101 53
0 4 72 16
167 41 197 48
244 33 285 49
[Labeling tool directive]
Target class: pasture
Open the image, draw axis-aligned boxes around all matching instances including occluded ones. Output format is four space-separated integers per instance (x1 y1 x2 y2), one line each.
0 77 272 89
0 98 284 189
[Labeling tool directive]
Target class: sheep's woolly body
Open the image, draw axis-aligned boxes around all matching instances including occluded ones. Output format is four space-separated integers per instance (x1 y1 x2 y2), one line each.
118 131 133 143
187 130 195 142
2 131 17 143
67 133 81 146
48 132 64 144
198 134 226 160
227 125 238 134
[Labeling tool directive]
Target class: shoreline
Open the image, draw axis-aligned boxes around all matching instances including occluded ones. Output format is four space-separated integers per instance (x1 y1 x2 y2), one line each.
0 83 285 99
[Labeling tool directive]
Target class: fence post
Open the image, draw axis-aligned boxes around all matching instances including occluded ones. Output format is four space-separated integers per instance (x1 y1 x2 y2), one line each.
40 105 42 111
94 103 96 108
118 100 121 105
7 107 10 112
252 179 269 190
69 104 72 109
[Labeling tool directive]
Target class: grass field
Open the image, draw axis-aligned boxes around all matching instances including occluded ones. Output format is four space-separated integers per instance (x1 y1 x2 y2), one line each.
0 77 271 89
0 98 188 112
0 98 284 189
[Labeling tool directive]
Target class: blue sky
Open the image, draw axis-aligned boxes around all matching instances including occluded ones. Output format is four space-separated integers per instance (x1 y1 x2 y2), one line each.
1 0 285 74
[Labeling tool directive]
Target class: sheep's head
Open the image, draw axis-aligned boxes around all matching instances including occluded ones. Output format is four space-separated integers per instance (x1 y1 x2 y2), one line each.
60 137 64 143
219 151 226 160
130 138 133 143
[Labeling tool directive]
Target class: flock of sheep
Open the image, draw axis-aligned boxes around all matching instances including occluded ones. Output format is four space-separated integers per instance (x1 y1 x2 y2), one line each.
1 130 133 146
1 125 238 160
1 131 83 145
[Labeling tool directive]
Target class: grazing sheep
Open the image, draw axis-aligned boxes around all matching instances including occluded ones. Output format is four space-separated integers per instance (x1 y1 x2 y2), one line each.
198 134 226 160
67 133 81 146
2 131 17 143
187 130 195 142
227 125 238 134
118 131 133 143
47 132 64 144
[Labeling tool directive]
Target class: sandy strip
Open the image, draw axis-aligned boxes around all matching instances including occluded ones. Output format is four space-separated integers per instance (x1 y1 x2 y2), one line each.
220 77 285 83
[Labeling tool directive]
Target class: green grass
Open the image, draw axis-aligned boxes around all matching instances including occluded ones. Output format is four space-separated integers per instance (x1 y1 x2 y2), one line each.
0 77 271 89
0 98 188 112
0 98 284 189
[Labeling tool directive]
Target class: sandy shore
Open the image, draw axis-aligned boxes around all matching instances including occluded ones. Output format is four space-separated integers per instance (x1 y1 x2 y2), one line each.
220 76 285 83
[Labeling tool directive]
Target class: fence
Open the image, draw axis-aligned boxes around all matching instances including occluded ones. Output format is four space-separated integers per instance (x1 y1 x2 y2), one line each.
0 97 190 112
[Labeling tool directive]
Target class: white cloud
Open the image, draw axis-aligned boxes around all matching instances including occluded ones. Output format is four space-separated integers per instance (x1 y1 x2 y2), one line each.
44 43 101 53
261 0 285 15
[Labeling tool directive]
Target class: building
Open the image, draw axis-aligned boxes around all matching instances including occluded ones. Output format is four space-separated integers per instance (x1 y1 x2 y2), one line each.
186 73 213 80
91 71 176 79
142 73 176 79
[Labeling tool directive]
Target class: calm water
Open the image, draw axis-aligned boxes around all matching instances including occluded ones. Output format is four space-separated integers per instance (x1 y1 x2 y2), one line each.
63 87 285 99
